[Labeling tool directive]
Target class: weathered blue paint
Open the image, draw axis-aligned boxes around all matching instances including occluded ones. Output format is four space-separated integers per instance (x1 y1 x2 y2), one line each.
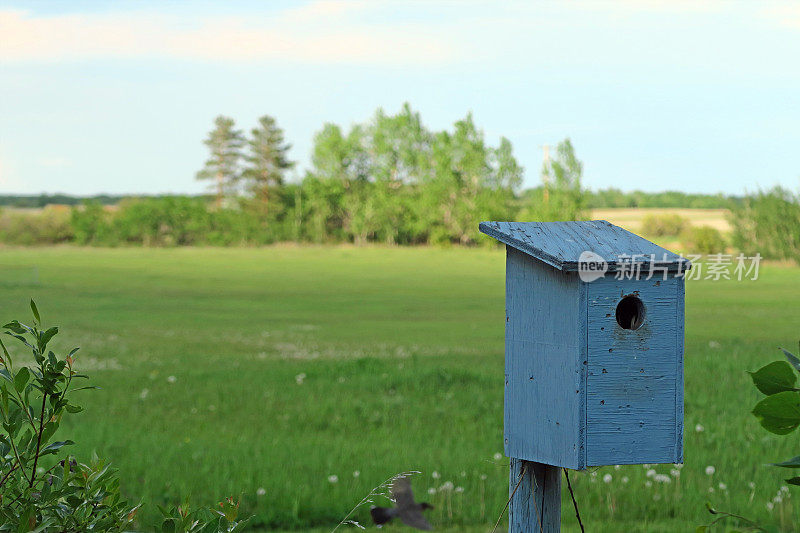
479 220 690 272
585 274 683 466
482 220 688 470
509 458 560 533
505 247 585 469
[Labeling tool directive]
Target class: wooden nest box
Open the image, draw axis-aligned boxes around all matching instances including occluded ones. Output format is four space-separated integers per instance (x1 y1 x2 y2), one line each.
480 220 691 470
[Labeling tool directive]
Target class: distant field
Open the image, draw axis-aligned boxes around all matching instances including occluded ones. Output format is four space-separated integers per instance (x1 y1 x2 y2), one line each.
0 246 796 531
591 207 732 233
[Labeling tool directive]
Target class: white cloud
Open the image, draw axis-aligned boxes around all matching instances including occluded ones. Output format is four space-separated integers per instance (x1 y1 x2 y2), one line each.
0 3 458 65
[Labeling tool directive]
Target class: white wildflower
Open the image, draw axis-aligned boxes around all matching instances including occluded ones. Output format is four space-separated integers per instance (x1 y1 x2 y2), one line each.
432 471 440 479
621 476 629 484
167 375 177 383
670 469 680 478
695 424 705 432
645 481 652 488
774 495 783 504
708 487 715 493
493 452 503 461
749 481 756 489
767 501 774 511
353 471 360 478
455 486 464 493
139 388 149 400
440 481 454 492
256 487 266 496
295 373 306 385
328 475 338 484
428 488 436 495
719 482 727 491
480 474 487 481
646 469 656 478
614 465 621 470
705 466 715 476
603 474 612 484
654 474 671 484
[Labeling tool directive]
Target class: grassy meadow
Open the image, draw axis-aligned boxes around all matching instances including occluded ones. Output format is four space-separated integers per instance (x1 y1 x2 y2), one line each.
0 245 798 531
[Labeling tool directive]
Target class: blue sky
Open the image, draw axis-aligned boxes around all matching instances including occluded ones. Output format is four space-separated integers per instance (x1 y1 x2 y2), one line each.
1 1 799 196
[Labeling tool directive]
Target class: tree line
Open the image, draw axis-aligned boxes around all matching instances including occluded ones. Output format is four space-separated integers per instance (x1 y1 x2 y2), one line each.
188 102 585 245
0 102 790 257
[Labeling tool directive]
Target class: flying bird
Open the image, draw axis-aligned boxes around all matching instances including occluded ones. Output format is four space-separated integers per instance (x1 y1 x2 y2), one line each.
370 476 434 530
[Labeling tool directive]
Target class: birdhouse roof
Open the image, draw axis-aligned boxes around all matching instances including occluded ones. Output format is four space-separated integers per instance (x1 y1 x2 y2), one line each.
479 220 691 272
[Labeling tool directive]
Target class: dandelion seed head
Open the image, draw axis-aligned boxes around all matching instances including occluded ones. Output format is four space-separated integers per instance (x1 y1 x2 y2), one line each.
167 375 177 383
646 469 656 478
139 388 149 400
256 488 266 496
353 471 360 478
328 475 338 484
719 482 727 491
432 471 440 479
695 424 705 433
493 452 503 461
705 466 715 476
621 476 629 484
603 474 612 484
670 469 680 478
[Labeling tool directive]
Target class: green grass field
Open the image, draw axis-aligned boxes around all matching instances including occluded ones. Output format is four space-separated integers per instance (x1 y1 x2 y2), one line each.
0 246 798 531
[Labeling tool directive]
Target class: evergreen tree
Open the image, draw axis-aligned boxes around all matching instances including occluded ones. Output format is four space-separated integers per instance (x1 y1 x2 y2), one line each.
196 116 244 206
243 115 295 213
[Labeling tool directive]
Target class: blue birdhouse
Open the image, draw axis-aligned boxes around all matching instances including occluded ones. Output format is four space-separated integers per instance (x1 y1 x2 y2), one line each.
480 220 690 470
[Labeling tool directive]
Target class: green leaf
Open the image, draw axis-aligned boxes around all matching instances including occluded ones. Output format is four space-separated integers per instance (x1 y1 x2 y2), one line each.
749 361 797 395
40 440 73 455
38 327 58 349
3 321 27 335
772 456 800 468
753 391 800 434
783 348 800 373
30 300 40 325
13 367 29 393
695 527 708 533
64 404 82 413
786 476 800 486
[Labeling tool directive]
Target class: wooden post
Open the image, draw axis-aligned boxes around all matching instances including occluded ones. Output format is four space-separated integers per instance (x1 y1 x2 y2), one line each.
509 458 561 532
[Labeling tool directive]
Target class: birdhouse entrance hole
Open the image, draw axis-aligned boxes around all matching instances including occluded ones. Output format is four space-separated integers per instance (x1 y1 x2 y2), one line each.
616 295 644 330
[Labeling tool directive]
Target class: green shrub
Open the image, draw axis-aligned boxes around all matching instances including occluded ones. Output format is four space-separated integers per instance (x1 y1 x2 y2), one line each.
681 225 726 255
640 213 689 237
0 206 73 245
0 302 249 532
731 187 800 263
